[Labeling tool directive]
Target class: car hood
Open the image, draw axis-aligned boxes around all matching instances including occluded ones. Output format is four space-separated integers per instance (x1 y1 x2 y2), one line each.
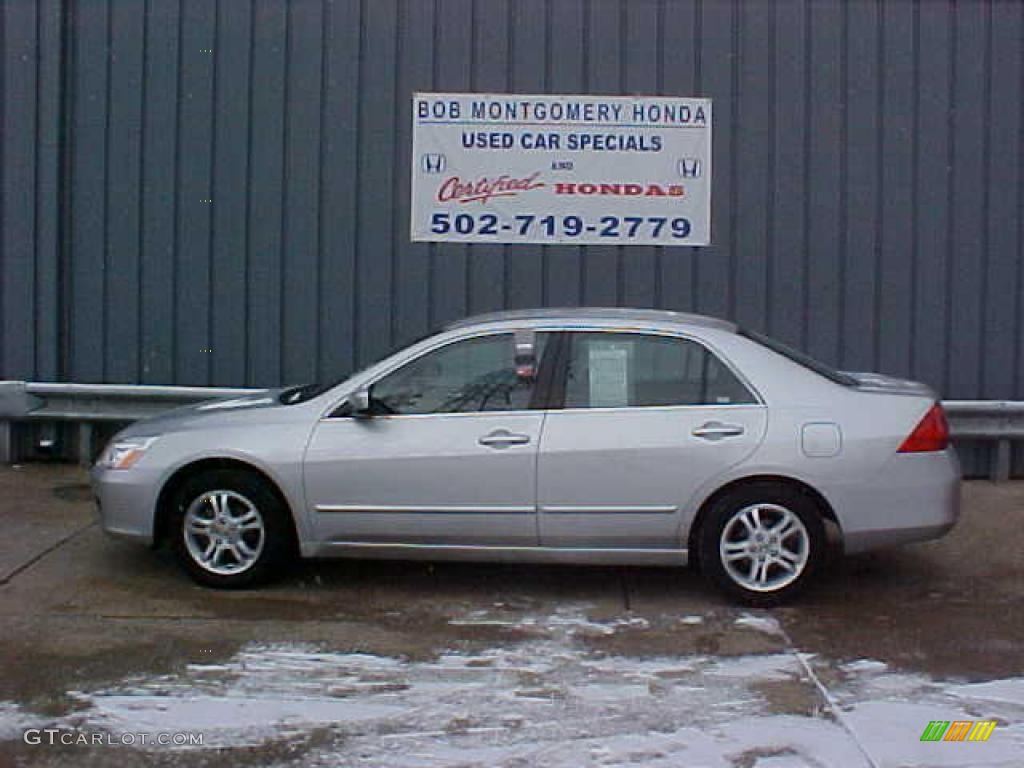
117 389 283 437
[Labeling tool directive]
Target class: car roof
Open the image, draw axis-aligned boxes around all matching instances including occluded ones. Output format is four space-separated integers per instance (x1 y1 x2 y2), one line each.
444 307 737 333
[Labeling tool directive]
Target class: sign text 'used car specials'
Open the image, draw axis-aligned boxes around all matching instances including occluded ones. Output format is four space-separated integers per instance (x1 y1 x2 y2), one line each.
411 93 712 247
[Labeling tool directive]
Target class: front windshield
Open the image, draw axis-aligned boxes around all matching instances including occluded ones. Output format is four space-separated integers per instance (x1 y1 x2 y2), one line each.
277 330 439 405
278 381 335 405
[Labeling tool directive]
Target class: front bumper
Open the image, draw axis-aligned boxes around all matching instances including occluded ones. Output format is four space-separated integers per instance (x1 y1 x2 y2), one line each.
90 464 162 545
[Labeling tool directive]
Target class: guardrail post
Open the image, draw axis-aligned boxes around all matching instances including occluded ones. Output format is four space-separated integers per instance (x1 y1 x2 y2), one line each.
78 422 94 467
992 438 1012 483
0 421 12 463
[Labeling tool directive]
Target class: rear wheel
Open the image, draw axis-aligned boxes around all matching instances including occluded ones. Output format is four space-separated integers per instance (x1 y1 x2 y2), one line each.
698 482 825 605
170 469 294 588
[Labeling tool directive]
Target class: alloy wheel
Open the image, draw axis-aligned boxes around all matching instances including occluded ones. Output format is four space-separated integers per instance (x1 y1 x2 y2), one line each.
718 502 810 593
183 490 266 576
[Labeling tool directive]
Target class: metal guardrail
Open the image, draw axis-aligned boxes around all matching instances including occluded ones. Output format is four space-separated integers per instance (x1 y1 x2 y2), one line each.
0 382 1021 479
0 381 262 465
944 400 1024 482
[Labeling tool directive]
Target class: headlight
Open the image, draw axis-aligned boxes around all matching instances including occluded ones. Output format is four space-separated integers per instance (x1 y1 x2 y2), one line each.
96 436 158 470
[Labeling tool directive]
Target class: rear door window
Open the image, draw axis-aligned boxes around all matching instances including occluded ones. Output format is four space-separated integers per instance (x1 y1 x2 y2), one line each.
562 332 756 409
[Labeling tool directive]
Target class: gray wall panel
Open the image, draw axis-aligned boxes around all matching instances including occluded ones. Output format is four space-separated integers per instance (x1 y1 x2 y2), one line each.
878 0 915 378
733 0 772 333
209 0 252 387
281 0 324 384
463 0 509 317
174 0 215 386
246 0 287 385
1 1 38 379
840 0 880 373
67 0 108 383
806 0 842 366
544 0 584 309
659 0 699 314
430 0 470 330
1 0 1022 422
947 2 987 399
982 2 1021 399
912 0 952 393
506 0 547 311
318 0 359 382
622 0 658 309
694 0 733 321
579 0 620 307
767 0 807 350
393 0 435 342
138 0 179 384
105 0 144 383
355 0 399 365
35 0 63 382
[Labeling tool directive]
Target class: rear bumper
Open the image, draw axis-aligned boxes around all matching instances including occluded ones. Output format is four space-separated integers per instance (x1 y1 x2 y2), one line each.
90 464 161 545
830 448 961 554
843 521 956 553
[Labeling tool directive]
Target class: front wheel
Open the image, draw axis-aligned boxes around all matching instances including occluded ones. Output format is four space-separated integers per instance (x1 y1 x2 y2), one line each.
170 469 295 588
698 482 826 605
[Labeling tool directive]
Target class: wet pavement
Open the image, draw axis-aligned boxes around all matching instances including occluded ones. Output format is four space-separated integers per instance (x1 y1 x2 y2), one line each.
0 464 1021 767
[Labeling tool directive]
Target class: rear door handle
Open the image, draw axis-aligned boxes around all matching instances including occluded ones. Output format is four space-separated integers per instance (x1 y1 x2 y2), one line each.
692 421 745 441
478 429 531 449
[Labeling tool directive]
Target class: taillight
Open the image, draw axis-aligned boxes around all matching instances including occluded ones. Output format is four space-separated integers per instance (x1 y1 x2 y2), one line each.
898 403 950 453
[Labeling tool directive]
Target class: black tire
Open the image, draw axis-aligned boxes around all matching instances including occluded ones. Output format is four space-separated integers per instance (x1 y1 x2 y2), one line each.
169 469 295 588
698 481 826 606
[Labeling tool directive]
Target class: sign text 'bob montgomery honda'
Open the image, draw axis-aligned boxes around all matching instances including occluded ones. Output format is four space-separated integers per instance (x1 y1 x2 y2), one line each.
411 93 712 247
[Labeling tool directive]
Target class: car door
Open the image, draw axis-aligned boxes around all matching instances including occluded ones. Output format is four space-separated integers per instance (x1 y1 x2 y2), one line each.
304 331 551 547
536 330 767 549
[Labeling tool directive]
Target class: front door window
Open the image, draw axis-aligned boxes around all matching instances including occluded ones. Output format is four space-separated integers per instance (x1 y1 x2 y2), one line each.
369 333 548 415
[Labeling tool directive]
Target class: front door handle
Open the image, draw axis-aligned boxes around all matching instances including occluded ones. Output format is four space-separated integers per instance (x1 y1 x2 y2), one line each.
478 429 531 449
692 421 745 441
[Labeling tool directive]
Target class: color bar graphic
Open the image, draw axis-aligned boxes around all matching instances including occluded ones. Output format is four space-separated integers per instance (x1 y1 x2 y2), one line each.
920 720 997 743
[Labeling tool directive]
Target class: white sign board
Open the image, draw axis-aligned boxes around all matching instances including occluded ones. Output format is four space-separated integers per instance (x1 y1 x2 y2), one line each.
411 93 712 246
588 343 632 408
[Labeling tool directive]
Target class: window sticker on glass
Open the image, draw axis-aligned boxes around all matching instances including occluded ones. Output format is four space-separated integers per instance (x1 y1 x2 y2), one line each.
588 343 632 407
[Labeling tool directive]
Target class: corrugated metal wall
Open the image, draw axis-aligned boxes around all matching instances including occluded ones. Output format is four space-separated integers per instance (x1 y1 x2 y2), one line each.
3 0 1023 404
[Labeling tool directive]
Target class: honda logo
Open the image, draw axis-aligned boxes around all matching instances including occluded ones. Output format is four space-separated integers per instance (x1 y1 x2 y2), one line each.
677 158 702 178
421 153 446 173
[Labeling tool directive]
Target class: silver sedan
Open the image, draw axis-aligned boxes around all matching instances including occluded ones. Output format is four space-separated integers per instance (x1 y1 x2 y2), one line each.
91 308 960 604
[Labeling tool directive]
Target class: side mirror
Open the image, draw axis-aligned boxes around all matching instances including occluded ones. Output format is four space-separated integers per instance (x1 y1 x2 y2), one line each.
348 388 372 417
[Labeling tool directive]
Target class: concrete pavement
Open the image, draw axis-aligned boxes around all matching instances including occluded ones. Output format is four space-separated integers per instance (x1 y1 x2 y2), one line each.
0 464 1021 766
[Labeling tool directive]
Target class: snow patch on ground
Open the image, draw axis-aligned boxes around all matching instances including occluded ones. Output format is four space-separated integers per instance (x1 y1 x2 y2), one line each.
449 604 651 637
822 659 1024 768
0 701 46 741
734 613 785 637
0 605 1021 766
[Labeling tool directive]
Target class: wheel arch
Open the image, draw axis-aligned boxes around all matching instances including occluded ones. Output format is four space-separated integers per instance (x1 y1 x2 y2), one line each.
154 457 300 554
686 474 841 569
